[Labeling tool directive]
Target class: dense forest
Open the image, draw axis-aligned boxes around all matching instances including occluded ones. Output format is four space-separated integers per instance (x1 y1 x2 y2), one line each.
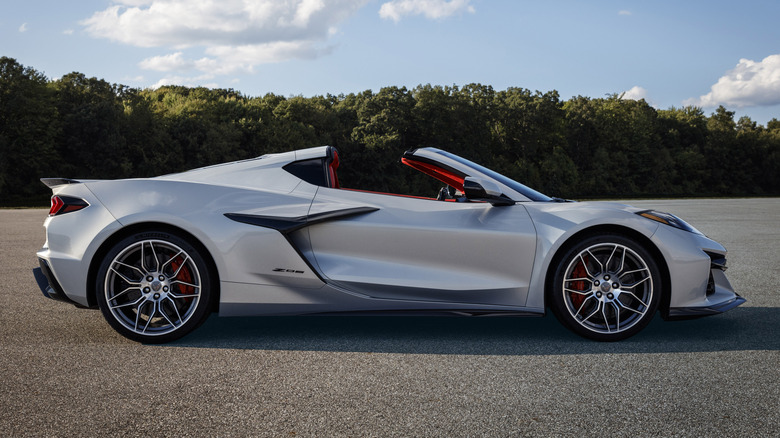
1 56 779 206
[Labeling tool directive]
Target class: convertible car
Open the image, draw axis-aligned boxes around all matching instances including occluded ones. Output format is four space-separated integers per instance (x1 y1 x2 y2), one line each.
34 146 744 343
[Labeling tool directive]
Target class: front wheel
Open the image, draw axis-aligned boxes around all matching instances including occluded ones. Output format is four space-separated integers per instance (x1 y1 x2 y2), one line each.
96 230 214 343
550 234 661 341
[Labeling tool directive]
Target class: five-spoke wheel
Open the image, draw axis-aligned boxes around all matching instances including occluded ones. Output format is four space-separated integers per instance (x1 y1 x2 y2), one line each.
550 234 661 341
96 231 213 343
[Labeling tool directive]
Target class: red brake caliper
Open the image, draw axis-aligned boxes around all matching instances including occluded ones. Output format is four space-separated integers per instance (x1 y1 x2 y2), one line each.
570 259 588 309
170 257 195 301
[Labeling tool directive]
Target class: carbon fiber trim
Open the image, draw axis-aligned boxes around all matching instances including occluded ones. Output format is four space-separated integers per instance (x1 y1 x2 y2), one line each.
224 207 379 234
40 178 81 188
33 260 83 307
667 294 746 319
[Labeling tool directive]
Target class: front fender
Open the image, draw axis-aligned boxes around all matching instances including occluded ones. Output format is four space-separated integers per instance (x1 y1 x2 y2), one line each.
523 202 660 309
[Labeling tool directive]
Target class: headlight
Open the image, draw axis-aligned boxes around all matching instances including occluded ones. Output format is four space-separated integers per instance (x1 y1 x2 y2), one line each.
637 210 703 235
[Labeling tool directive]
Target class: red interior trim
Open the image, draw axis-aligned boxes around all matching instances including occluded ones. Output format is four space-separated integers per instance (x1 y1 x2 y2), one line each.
343 188 434 200
342 188 460 202
401 158 465 192
328 150 340 189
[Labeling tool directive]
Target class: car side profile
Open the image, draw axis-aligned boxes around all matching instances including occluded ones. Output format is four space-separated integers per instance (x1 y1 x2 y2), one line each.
34 146 745 343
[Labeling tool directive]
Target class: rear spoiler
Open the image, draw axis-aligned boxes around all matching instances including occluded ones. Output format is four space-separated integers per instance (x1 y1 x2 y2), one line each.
40 178 83 188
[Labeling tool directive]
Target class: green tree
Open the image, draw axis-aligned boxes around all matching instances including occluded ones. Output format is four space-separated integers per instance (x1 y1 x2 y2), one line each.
0 57 59 203
563 95 662 196
702 106 738 194
50 73 132 179
1 57 779 205
657 106 708 194
495 88 567 194
349 87 416 193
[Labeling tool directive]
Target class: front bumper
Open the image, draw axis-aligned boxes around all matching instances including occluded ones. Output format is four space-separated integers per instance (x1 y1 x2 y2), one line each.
667 293 746 319
650 223 746 319
664 251 746 320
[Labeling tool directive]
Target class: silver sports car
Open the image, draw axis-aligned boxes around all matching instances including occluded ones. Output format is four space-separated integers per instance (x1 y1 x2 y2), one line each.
34 146 745 343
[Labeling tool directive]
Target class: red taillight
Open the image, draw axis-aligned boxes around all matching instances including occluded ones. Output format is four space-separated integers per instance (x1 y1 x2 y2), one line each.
49 196 65 216
49 195 88 216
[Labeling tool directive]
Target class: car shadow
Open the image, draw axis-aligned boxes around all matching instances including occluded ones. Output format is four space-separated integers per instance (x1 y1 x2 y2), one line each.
170 307 779 355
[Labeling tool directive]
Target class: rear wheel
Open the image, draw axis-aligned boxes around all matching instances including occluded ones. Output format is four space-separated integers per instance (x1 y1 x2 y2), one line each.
96 230 213 343
550 234 661 341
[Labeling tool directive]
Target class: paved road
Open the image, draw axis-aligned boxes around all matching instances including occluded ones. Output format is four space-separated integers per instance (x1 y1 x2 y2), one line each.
1 199 778 437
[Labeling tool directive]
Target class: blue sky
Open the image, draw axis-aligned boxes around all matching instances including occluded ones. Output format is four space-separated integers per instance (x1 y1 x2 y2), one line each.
3 0 780 125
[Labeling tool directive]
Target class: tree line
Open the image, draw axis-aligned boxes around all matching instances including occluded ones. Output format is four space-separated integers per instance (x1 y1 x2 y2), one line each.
1 56 778 206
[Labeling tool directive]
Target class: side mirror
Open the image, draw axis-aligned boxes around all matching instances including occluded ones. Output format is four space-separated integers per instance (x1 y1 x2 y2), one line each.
463 177 514 206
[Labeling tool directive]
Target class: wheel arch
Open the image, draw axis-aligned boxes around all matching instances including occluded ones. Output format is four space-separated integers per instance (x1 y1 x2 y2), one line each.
543 224 671 314
86 222 221 310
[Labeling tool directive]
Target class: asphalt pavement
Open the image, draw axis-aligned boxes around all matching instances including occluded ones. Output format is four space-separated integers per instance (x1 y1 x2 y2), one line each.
1 199 778 437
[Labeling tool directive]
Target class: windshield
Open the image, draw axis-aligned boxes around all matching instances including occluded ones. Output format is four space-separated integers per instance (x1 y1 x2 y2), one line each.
434 150 553 202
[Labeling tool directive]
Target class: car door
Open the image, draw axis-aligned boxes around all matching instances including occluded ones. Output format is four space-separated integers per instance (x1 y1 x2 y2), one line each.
305 187 537 307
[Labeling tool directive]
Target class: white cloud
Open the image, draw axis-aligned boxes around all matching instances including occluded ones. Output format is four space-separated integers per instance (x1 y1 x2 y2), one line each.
81 0 368 83
19 23 28 33
621 86 648 101
687 54 780 108
379 0 475 22
81 0 366 48
82 0 474 86
63 29 74 35
618 10 631 16
150 74 219 89
139 52 196 72
203 41 331 73
138 40 330 77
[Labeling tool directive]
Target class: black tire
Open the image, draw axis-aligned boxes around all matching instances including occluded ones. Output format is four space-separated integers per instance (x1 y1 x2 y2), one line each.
549 233 661 341
96 230 214 343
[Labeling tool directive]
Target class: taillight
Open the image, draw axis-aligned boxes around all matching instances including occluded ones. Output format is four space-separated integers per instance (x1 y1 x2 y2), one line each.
49 195 89 216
